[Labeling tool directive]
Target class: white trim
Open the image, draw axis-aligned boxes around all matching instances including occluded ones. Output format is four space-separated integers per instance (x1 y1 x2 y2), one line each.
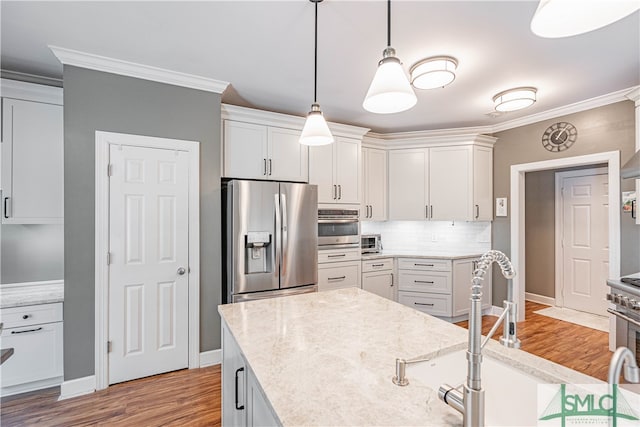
2 376 63 398
58 375 96 400
0 279 63 289
199 349 222 367
625 87 640 105
94 131 201 390
525 292 555 307
554 167 607 309
366 130 497 149
0 78 63 105
488 305 504 316
510 152 620 330
49 46 228 94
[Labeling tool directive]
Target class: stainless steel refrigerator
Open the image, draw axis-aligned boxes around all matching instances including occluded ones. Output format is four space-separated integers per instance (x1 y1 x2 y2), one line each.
222 179 318 303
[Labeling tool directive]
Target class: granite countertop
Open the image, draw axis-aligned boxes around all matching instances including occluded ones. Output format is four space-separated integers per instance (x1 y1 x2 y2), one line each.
218 288 598 426
0 281 64 308
361 250 485 260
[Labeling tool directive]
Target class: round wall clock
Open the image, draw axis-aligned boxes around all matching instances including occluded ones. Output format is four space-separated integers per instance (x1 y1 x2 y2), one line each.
541 122 577 152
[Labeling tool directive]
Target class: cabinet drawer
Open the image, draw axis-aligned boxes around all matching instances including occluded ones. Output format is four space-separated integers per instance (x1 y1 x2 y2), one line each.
0 322 63 388
398 271 451 294
318 262 360 291
398 291 451 317
318 248 361 264
398 258 451 272
0 303 63 329
362 258 393 273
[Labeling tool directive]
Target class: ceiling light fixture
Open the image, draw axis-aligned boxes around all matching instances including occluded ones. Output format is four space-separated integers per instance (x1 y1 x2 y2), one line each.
410 56 458 90
362 0 416 114
531 0 640 38
300 0 334 146
493 87 537 112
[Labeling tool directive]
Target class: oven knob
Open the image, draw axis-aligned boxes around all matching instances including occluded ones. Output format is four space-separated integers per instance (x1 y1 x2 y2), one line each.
630 299 640 310
607 293 614 301
621 296 630 307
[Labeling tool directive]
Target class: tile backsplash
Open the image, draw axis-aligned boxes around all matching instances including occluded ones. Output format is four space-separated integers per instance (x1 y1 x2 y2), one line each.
361 221 492 253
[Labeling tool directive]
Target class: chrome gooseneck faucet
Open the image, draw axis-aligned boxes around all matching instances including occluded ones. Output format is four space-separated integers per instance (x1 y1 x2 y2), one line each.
438 250 519 427
608 346 640 385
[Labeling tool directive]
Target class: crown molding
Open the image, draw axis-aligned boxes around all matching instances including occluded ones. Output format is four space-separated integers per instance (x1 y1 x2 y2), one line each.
1 69 62 88
49 46 229 94
364 128 496 149
491 86 638 133
222 104 370 139
625 87 640 105
1 78 63 105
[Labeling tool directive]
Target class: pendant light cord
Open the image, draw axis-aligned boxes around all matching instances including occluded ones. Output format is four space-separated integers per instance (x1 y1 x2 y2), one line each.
314 1 318 103
387 0 391 47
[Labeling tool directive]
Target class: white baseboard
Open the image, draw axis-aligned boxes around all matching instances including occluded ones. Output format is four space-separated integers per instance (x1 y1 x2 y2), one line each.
487 305 503 316
199 349 221 367
58 375 96 401
525 292 555 307
1 376 62 398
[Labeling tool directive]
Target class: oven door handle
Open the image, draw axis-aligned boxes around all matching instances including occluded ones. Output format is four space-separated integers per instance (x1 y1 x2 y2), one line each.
608 308 640 328
318 219 359 224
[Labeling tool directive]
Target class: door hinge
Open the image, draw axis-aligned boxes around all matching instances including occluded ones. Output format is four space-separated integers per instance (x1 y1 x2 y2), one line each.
107 341 112 353
107 164 113 177
107 252 111 265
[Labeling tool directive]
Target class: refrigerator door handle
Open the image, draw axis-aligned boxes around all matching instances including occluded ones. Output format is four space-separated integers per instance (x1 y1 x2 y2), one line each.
281 193 288 270
274 193 281 279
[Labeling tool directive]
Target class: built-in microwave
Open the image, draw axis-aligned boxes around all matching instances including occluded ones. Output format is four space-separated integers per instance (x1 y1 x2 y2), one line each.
361 234 381 254
317 209 360 249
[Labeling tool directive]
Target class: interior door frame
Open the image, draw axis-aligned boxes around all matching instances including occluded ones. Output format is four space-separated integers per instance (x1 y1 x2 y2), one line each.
554 167 608 309
510 151 620 333
94 130 200 390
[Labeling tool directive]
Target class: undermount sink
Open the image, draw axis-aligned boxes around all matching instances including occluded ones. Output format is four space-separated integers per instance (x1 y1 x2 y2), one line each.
408 350 544 426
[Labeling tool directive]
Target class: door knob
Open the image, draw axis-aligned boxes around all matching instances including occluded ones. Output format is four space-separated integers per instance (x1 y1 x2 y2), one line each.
177 267 186 276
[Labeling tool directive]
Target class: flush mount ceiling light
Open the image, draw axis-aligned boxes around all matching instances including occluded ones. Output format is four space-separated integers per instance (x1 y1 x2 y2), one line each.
531 0 640 38
300 0 334 146
410 56 458 90
362 0 417 114
493 87 537 112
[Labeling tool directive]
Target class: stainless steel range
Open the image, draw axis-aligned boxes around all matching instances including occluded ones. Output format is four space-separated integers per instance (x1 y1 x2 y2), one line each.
607 272 640 366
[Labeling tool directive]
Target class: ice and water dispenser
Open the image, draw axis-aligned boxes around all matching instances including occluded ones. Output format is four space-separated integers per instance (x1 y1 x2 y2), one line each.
245 231 272 274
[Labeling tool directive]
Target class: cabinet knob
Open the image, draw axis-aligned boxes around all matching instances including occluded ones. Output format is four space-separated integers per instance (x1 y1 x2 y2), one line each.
22 314 30 320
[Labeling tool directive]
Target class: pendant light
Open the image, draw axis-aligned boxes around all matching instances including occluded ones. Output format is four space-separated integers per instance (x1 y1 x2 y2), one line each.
363 0 417 114
300 0 334 146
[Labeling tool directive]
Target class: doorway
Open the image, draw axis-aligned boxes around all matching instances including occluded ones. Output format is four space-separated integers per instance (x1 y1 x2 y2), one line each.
95 131 200 390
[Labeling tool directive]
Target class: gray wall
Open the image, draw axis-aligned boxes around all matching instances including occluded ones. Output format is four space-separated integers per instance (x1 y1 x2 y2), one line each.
64 66 222 381
492 100 640 305
1 224 63 283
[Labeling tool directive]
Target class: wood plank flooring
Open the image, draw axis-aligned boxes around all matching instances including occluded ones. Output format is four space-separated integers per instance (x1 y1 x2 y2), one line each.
1 301 611 426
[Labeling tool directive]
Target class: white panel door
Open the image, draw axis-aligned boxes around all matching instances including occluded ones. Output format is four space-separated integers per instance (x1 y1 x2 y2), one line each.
561 173 609 316
223 120 268 179
335 137 360 204
388 149 428 220
429 146 471 221
268 127 308 182
109 144 190 384
309 143 335 204
364 148 387 221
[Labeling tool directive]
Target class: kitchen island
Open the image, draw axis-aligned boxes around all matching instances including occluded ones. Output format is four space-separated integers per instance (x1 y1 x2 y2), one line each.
218 288 598 426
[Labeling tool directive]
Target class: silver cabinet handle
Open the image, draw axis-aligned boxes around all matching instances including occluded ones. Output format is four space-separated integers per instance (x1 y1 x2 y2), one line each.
390 272 394 287
338 185 342 200
333 185 337 200
372 263 384 267
4 197 10 219
268 159 272 176
430 205 433 219
328 276 346 281
414 280 435 284
414 263 434 267
177 267 186 275
235 367 245 410
263 159 267 176
11 327 43 334
475 204 480 219
425 205 428 219
327 254 346 258
414 302 434 307
369 205 373 218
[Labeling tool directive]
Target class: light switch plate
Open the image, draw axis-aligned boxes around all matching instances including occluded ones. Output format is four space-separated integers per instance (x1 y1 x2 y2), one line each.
496 198 508 217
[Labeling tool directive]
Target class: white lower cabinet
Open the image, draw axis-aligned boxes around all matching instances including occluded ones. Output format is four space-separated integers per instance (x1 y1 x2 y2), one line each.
0 302 64 396
361 258 394 301
222 323 280 427
318 248 361 292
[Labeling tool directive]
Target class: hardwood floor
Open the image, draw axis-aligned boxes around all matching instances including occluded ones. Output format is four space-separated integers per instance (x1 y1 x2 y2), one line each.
455 300 611 381
1 301 611 426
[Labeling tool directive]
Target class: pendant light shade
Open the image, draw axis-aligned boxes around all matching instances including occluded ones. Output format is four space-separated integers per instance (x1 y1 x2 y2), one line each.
300 0 334 146
531 0 640 38
363 0 416 114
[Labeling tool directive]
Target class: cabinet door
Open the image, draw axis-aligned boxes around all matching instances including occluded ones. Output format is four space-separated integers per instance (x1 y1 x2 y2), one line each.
246 365 280 427
335 137 360 204
364 148 387 221
1 98 63 224
222 324 246 426
224 120 268 180
388 149 428 220
308 143 335 204
453 259 492 317
429 146 472 221
318 261 361 291
268 127 308 183
473 146 493 221
362 270 394 301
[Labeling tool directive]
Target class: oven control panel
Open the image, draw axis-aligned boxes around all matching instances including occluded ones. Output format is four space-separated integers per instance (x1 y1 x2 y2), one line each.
607 293 640 311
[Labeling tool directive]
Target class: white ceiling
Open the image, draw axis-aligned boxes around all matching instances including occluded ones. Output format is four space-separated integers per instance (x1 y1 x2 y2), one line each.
1 1 639 133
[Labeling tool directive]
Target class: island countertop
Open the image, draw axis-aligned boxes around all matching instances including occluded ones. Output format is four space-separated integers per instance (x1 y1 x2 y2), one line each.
218 288 599 426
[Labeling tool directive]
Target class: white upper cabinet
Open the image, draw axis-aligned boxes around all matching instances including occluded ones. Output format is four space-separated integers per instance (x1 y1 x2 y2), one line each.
388 142 494 222
1 80 63 224
309 137 361 205
223 120 308 182
362 147 387 221
388 149 429 220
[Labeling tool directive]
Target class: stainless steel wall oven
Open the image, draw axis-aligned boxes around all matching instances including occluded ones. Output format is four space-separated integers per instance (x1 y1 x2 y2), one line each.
317 209 359 249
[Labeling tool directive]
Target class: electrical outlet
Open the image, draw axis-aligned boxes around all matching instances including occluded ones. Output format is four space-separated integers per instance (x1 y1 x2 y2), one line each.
496 198 507 217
